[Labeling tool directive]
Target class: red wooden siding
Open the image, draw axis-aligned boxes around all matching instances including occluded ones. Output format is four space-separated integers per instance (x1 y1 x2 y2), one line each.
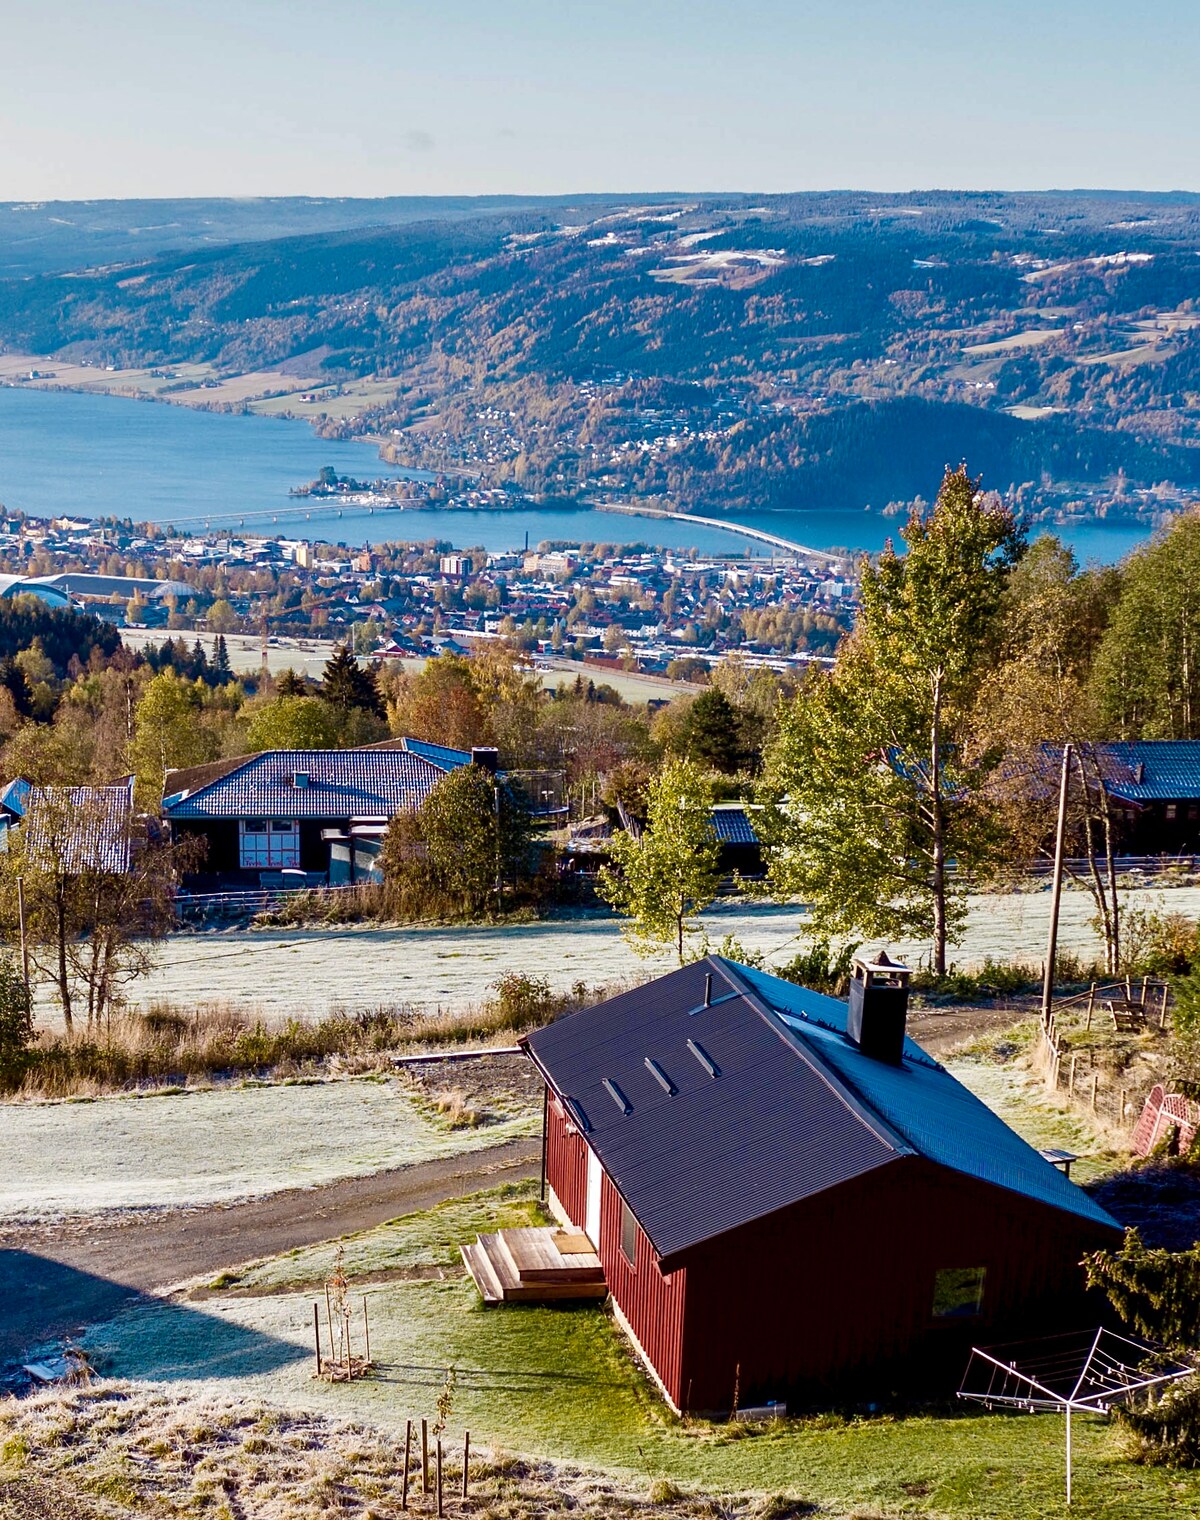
544 1094 589 1229
677 1157 1116 1412
597 1171 688 1408
547 1091 1115 1416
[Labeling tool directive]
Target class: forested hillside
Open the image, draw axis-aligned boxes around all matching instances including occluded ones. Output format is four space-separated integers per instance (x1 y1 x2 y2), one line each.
4 190 1200 520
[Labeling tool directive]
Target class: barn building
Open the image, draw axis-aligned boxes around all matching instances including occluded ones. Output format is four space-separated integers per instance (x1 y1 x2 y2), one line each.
521 955 1121 1413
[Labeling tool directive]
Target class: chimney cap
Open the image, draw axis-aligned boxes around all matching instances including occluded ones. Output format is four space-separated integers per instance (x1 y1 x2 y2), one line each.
852 950 911 982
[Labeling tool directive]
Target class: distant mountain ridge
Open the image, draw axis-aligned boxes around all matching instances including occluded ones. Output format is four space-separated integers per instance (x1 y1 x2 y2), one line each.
3 189 1200 522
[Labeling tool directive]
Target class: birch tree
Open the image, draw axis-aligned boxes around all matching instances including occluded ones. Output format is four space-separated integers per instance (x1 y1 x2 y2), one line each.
598 757 721 962
762 467 1022 975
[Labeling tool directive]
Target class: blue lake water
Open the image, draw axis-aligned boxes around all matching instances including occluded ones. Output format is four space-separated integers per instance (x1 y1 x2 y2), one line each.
0 384 1155 564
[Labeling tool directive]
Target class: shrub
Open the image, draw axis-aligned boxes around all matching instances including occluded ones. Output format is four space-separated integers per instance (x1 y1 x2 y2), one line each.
0 955 34 1090
774 940 859 997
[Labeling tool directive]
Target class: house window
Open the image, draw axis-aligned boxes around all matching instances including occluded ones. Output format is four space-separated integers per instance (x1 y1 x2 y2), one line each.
1166 805 1178 821
239 818 300 869
932 1267 986 1319
619 1198 637 1265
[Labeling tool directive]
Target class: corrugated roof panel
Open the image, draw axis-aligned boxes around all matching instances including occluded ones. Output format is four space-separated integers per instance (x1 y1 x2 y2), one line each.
732 960 1117 1231
709 806 760 845
526 956 1120 1265
525 960 901 1262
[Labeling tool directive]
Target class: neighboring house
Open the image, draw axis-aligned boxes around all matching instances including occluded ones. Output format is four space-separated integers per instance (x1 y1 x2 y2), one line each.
565 802 763 875
708 802 762 875
0 776 136 872
162 739 493 887
521 955 1120 1413
1035 740 1200 854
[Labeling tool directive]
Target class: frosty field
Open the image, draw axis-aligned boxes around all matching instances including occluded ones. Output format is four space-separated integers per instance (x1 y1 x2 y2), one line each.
81 885 1200 1027
0 1078 537 1222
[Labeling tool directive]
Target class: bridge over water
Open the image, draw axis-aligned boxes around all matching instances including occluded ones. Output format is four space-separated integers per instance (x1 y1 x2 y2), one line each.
597 503 845 563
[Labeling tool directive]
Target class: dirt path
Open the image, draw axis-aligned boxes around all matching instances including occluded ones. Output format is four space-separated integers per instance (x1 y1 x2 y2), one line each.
0 1136 539 1367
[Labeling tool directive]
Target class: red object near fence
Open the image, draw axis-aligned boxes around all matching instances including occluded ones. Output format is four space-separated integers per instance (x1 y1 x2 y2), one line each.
1132 1083 1198 1156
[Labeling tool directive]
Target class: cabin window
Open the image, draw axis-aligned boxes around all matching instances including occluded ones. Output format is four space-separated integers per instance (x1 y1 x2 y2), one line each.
619 1198 637 1265
932 1267 986 1319
1166 805 1178 821
239 818 300 869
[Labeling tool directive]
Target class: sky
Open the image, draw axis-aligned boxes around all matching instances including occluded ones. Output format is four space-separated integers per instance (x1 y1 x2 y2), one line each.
1 0 1197 199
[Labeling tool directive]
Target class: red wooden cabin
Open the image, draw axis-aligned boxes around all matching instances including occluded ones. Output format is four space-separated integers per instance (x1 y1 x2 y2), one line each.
521 955 1121 1414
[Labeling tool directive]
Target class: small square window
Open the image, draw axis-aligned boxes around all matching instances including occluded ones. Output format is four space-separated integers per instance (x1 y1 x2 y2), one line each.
932 1267 985 1319
620 1199 637 1265
1166 805 1178 821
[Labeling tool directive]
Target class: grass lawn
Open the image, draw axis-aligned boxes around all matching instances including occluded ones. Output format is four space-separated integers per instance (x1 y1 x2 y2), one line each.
75 1185 1200 1519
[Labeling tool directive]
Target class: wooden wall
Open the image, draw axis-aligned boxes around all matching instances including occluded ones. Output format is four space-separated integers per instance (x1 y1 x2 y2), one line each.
676 1157 1119 1413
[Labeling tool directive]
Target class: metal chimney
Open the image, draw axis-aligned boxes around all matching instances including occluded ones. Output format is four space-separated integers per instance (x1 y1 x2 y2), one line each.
847 951 911 1064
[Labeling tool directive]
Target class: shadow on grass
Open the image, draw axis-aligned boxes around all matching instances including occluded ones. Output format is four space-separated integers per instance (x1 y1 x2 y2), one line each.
373 1360 630 1393
0 1249 307 1380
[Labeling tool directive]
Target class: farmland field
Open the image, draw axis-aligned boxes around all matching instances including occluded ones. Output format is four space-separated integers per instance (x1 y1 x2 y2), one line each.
79 884 1200 1027
0 1077 538 1221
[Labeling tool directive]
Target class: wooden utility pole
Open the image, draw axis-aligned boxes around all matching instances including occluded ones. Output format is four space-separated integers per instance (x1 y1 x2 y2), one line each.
16 875 28 994
1042 743 1073 1028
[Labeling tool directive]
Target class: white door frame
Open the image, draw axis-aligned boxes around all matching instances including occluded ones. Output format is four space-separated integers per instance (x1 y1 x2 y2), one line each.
585 1147 602 1247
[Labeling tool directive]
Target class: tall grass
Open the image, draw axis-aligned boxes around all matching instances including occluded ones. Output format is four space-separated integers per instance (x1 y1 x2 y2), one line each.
8 973 614 1099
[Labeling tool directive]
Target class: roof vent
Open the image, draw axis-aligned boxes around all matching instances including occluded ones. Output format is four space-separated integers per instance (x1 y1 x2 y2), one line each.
292 771 310 789
847 951 911 1065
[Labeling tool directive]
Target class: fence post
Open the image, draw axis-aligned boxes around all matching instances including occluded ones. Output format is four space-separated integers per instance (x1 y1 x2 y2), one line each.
1069 1055 1077 1097
1091 1073 1098 1112
402 1420 412 1511
422 1420 430 1494
462 1432 470 1499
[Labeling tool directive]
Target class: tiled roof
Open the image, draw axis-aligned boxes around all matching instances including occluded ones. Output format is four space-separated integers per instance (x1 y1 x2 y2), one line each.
163 745 470 821
523 957 1117 1265
1087 741 1200 803
709 805 760 845
7 780 135 874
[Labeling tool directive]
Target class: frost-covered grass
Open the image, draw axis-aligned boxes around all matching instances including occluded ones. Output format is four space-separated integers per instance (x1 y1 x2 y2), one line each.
63 1187 1200 1519
211 1181 547 1294
89 886 1200 1028
0 1385 789 1520
0 1077 539 1222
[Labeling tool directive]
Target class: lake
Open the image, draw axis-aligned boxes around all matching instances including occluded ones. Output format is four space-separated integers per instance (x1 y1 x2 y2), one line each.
0 384 1155 564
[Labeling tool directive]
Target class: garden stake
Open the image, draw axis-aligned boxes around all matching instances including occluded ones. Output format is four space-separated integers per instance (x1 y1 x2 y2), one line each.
363 1295 371 1365
402 1420 412 1510
325 1284 335 1368
1091 1073 1098 1111
436 1439 443 1518
462 1432 470 1498
312 1302 321 1376
422 1419 430 1493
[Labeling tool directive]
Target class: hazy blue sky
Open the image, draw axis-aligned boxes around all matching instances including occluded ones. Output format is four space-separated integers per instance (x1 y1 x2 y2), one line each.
2 0 1197 198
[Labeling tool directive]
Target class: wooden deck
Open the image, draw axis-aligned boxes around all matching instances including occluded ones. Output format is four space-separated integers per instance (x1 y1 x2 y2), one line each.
461 1227 607 1305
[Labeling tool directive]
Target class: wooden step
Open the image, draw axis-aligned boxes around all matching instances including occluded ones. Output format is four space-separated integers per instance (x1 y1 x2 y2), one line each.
476 1232 607 1302
478 1233 524 1298
504 1227 604 1284
461 1242 503 1305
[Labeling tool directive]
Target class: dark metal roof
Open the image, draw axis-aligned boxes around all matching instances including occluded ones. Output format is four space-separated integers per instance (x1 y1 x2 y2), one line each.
524 956 1119 1266
523 959 904 1266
